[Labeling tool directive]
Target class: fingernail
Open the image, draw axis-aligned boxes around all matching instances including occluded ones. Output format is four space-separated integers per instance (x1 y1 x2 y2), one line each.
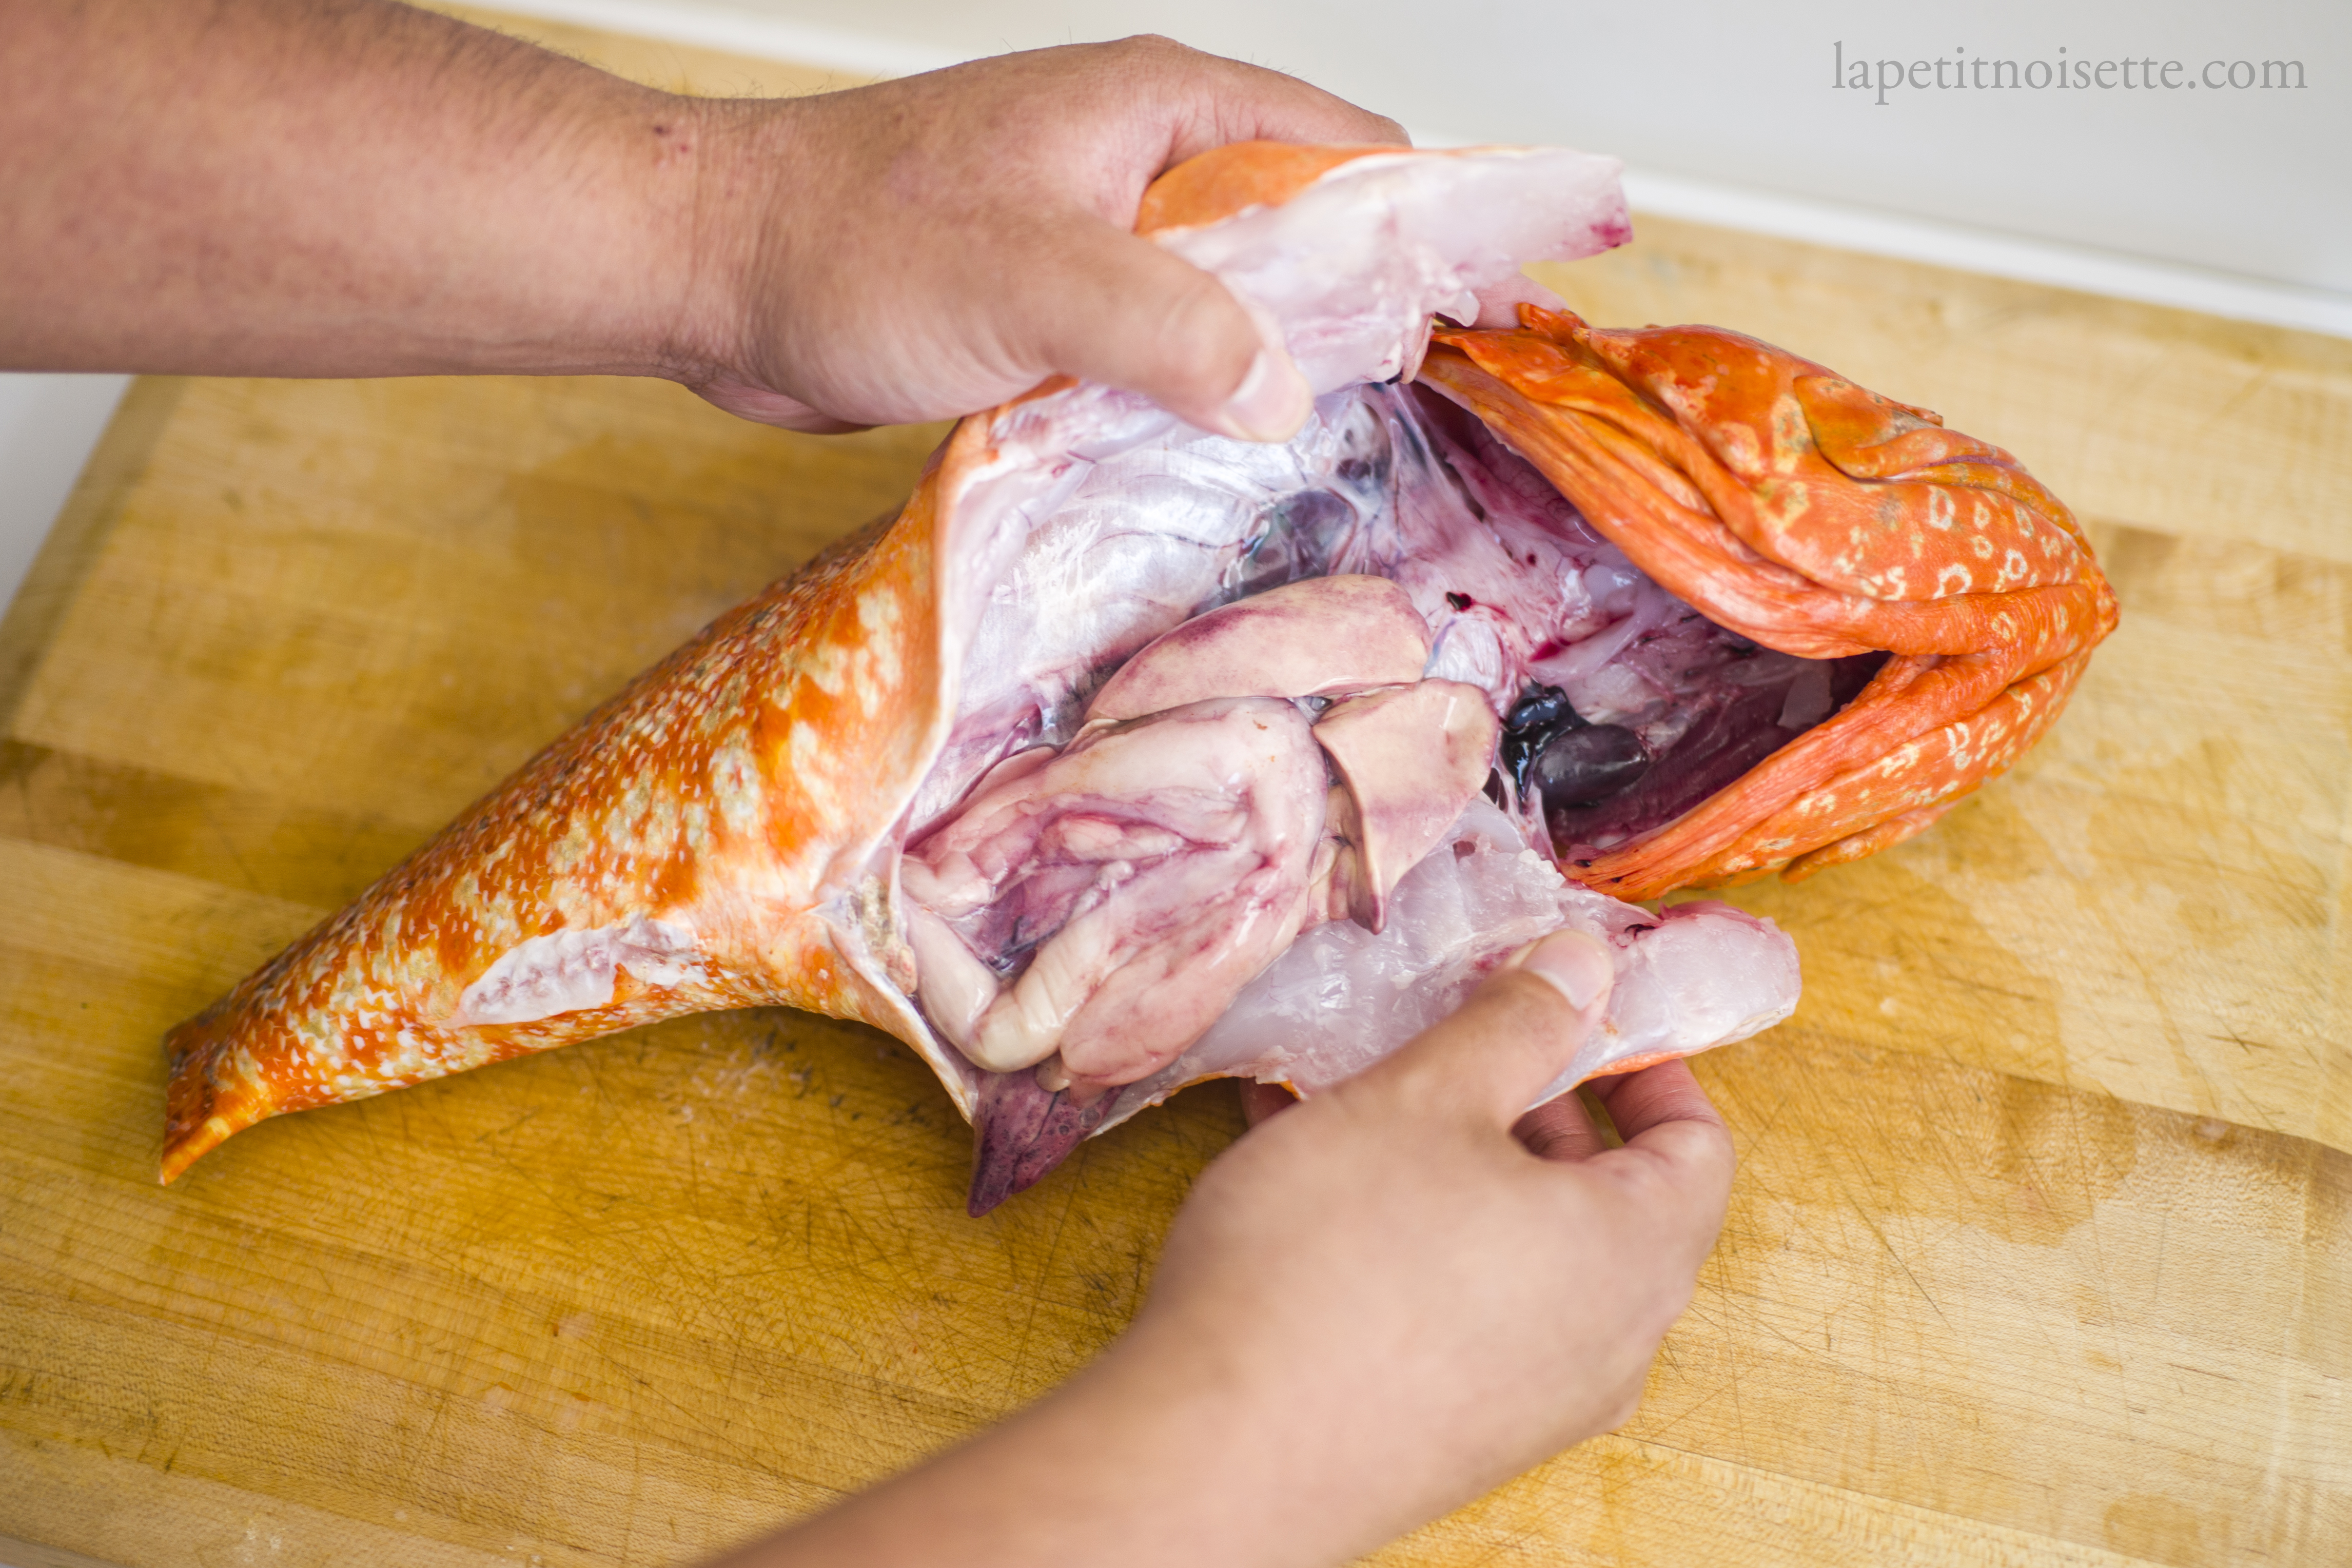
1513 930 1614 1011
1212 346 1313 443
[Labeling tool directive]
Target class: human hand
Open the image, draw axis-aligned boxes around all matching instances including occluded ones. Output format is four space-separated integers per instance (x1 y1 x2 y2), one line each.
1125 930 1736 1562
674 38 1405 437
4 7 1396 441
720 929 1732 1568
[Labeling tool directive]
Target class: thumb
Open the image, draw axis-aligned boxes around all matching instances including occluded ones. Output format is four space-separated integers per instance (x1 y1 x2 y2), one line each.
1009 214 1314 442
1349 929 1616 1132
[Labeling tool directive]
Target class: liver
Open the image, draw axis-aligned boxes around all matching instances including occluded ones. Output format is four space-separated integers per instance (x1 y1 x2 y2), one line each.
2 11 2346 1567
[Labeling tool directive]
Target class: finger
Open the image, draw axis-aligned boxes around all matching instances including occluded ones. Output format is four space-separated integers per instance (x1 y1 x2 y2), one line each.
1589 1058 1728 1148
1512 1089 1605 1162
1011 215 1312 441
1351 929 1615 1131
1238 1079 1299 1128
1117 38 1408 165
1583 1060 1737 1227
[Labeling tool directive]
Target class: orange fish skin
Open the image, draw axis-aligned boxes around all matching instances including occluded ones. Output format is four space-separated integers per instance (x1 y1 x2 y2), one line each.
1134 141 1404 234
161 143 2117 1181
1421 308 2116 901
161 434 970 1183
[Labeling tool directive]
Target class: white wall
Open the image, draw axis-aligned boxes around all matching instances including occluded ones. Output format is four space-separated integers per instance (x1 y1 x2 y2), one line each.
719 0 2352 293
0 373 128 620
482 0 2349 328
671 0 2349 297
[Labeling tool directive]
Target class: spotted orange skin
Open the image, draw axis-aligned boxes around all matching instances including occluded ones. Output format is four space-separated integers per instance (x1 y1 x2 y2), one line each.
161 144 2116 1180
1422 308 2117 899
161 446 961 1182
1134 141 1400 233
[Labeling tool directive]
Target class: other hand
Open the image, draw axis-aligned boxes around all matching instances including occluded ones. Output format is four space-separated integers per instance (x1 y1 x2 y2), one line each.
728 930 1736 1568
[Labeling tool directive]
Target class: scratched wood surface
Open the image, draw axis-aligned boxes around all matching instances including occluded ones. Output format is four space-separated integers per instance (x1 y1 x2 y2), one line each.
3 13 2348 1568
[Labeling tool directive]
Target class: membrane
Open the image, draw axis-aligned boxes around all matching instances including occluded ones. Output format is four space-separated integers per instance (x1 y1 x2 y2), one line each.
904 380 1829 1208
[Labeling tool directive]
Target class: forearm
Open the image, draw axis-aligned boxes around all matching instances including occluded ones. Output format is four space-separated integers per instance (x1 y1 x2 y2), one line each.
721 953 1709 1568
0 0 747 378
726 1318 1401 1568
7 18 1400 430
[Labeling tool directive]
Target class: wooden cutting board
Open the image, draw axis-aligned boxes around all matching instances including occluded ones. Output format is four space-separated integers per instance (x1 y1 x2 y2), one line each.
3 13 2348 1567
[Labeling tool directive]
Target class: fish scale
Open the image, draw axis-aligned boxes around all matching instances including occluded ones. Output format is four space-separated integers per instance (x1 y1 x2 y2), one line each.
163 140 2102 1214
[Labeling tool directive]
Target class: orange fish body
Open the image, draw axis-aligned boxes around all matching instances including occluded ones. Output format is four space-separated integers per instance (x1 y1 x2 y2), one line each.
1423 313 2115 897
164 142 2111 1190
